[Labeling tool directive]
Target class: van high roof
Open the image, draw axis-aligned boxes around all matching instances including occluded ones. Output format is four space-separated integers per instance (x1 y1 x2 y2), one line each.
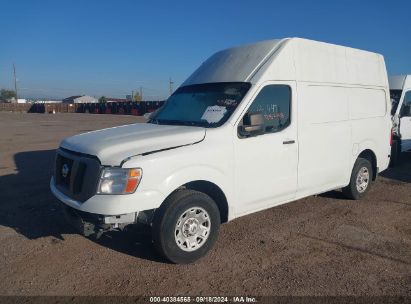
183 37 387 89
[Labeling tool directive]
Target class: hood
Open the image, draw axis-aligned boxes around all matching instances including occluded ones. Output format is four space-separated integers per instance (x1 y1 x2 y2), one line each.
60 123 206 166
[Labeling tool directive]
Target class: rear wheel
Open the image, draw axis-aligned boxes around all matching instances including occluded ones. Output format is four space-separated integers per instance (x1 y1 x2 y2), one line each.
342 157 373 200
152 190 220 264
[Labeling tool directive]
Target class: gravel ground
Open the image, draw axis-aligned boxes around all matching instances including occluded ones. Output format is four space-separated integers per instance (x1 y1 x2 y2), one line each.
0 112 410 296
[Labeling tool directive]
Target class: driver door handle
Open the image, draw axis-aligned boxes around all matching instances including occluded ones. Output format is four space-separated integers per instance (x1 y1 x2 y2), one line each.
283 140 295 145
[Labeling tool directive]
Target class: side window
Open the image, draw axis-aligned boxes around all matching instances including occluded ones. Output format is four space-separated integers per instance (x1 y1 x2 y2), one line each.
241 85 291 135
404 91 411 105
401 91 411 117
390 89 402 115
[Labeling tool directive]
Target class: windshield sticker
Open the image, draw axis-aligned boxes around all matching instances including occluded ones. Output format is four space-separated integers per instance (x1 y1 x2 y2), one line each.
217 99 238 108
201 106 227 123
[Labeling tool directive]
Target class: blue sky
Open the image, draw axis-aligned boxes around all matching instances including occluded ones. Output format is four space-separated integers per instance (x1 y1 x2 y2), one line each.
1 0 410 100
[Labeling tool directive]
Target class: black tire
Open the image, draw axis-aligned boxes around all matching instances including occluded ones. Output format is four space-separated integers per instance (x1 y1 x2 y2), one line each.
342 157 373 200
152 190 221 264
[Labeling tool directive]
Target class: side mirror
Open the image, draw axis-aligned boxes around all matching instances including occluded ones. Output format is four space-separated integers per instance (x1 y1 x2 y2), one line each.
144 108 160 120
238 112 264 137
143 112 153 119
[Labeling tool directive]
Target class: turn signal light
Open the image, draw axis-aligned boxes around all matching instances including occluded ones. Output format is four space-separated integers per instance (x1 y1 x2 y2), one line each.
125 169 142 193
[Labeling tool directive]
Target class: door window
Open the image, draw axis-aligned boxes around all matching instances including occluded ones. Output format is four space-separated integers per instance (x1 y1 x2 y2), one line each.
404 91 411 105
242 85 291 134
401 91 411 117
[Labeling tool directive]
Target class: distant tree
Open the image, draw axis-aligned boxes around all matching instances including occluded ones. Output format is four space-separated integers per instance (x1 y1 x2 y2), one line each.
98 96 107 103
0 89 16 103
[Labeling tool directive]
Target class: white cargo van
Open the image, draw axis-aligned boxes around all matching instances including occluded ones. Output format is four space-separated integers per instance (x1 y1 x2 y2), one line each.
389 75 411 163
50 38 392 263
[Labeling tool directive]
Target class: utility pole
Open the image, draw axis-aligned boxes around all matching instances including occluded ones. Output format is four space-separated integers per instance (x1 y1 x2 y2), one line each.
131 90 134 101
13 63 18 102
140 86 143 101
169 77 174 96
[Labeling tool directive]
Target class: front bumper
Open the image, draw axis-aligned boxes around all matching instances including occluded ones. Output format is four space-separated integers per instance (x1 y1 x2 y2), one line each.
52 181 141 237
52 185 140 237
50 176 165 215
61 204 109 237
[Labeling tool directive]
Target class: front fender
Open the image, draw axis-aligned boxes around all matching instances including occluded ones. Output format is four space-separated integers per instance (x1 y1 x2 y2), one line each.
159 165 232 205
121 135 234 216
123 155 234 216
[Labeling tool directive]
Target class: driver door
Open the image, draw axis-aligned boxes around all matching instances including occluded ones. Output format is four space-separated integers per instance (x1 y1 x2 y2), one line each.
233 81 298 215
400 91 411 152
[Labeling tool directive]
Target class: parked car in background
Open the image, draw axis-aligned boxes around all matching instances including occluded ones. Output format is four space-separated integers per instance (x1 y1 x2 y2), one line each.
50 38 392 264
389 75 411 164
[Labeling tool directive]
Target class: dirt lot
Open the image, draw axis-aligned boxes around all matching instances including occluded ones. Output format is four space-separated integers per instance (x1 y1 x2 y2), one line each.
0 112 410 296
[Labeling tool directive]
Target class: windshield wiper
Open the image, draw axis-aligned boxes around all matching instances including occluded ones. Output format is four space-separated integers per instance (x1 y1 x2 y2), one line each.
151 119 207 127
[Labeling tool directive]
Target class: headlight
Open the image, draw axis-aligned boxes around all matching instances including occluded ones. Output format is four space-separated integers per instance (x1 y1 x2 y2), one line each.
97 167 142 194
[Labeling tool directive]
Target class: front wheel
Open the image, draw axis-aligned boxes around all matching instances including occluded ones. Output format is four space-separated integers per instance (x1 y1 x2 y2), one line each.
342 157 373 200
152 190 221 264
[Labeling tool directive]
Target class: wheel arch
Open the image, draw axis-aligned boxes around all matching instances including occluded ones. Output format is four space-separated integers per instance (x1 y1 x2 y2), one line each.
357 149 378 180
161 180 229 224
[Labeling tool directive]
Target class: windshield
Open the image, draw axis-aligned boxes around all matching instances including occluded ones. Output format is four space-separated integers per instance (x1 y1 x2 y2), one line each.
390 89 403 115
150 82 251 127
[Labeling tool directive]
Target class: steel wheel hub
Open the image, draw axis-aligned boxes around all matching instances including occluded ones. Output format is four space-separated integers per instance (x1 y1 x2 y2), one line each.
175 207 211 252
183 218 200 236
356 167 370 193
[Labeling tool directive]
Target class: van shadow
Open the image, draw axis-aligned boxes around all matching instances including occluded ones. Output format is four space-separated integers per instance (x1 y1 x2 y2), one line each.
380 153 411 183
0 149 164 263
320 153 411 200
94 225 168 263
0 149 70 240
319 190 349 200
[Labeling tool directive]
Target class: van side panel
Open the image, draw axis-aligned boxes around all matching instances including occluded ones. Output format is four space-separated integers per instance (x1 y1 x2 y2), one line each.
281 38 390 197
349 88 386 120
349 87 391 172
297 85 390 197
229 37 391 216
291 38 386 87
345 48 387 88
294 41 349 84
297 84 352 195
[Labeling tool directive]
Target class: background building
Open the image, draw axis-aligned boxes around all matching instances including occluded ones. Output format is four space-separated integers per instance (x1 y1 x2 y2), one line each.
63 95 97 103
